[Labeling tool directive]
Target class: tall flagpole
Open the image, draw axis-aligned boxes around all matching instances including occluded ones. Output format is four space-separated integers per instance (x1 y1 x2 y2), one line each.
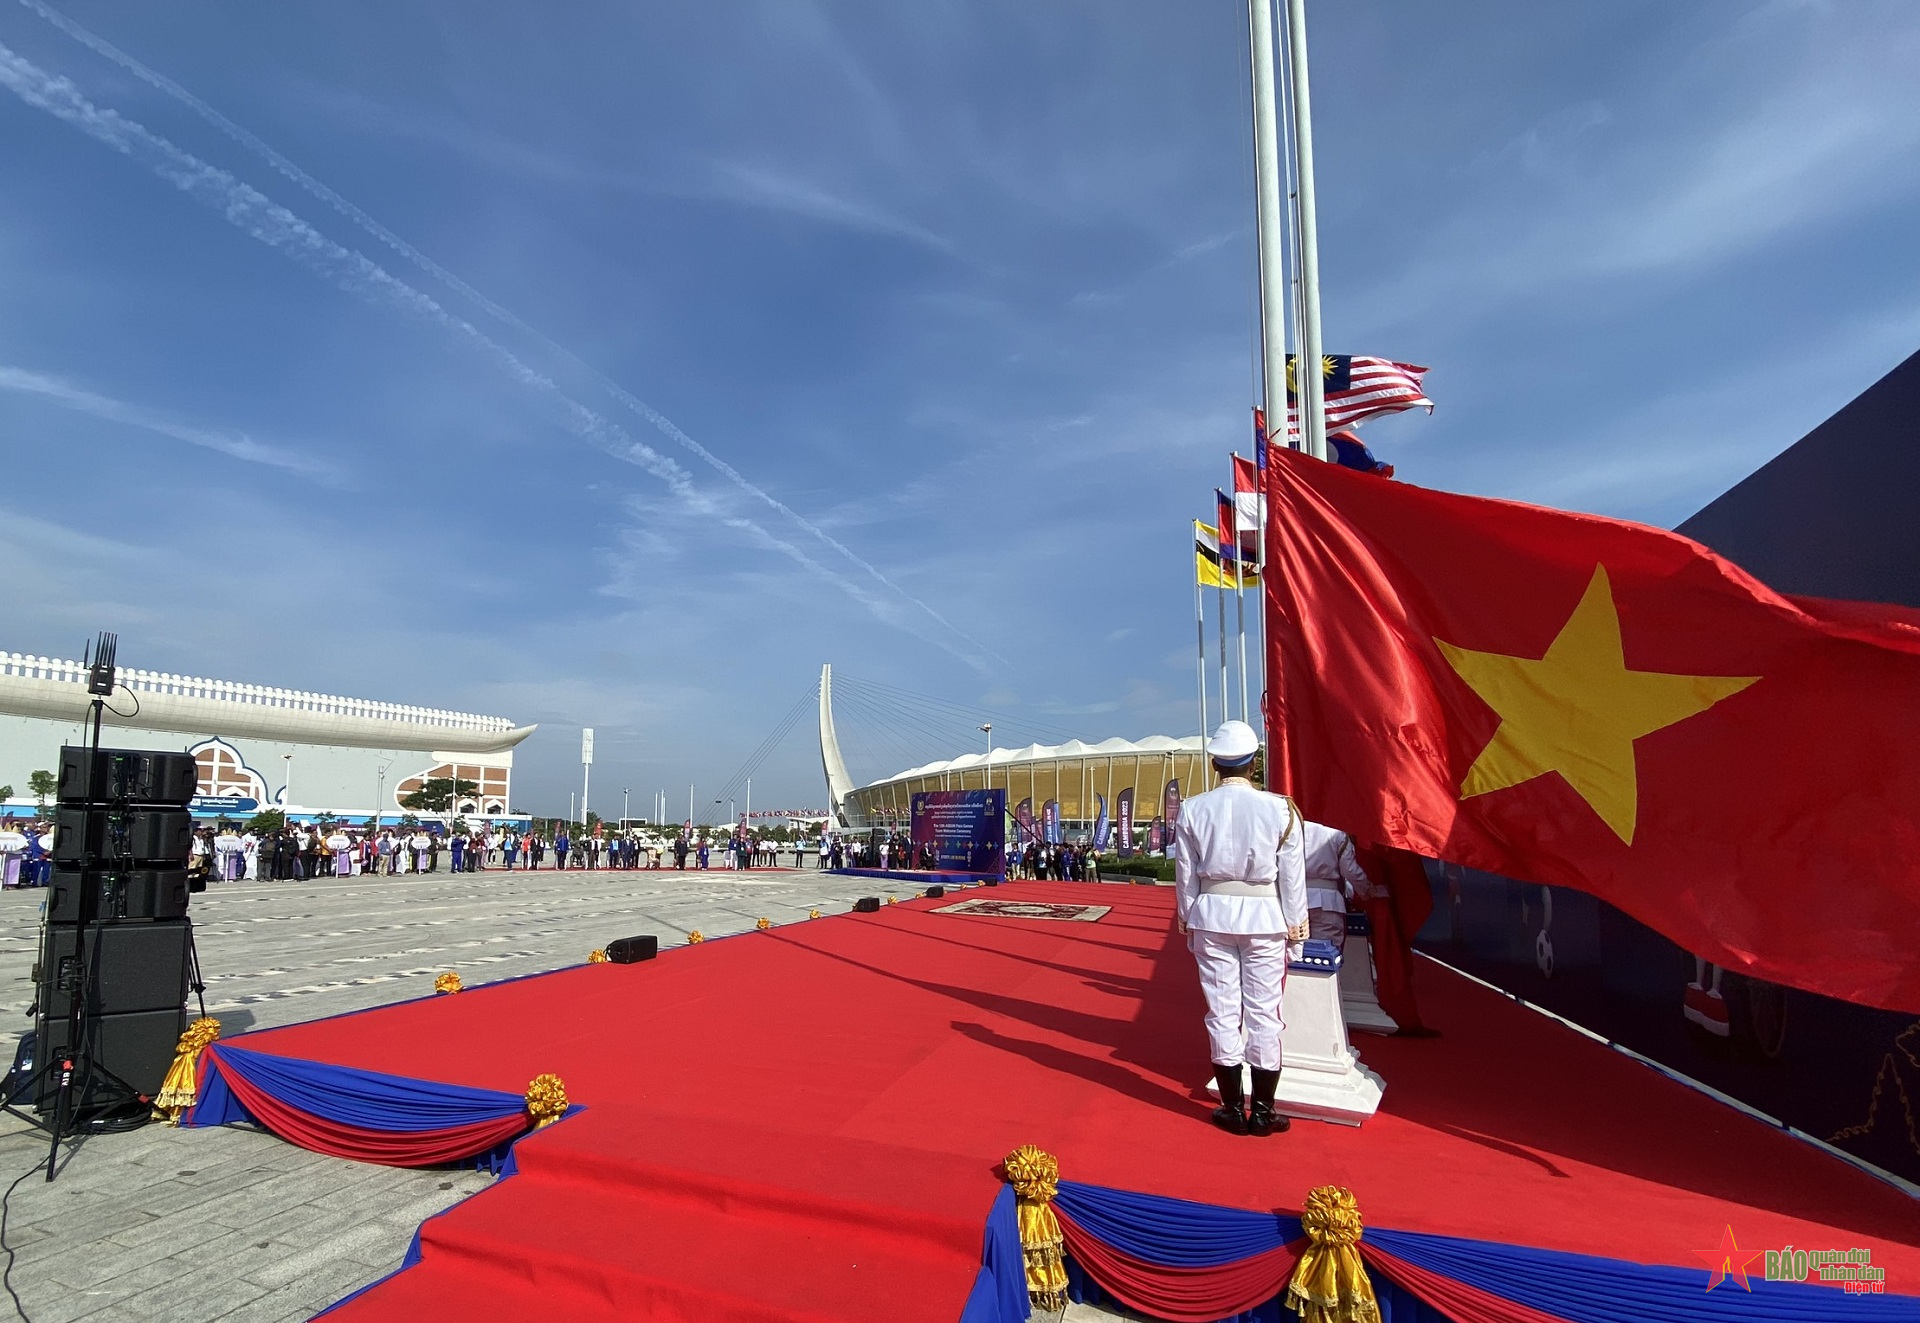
1233 465 1252 724
1194 558 1210 790
1249 0 1291 451
1215 551 1230 727
1283 0 1328 462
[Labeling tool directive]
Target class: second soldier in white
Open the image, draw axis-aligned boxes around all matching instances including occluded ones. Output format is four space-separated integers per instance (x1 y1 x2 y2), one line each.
1173 720 1309 1136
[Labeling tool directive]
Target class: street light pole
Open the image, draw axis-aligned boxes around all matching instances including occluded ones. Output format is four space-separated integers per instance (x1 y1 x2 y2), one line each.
282 753 293 815
979 723 992 795
622 787 630 826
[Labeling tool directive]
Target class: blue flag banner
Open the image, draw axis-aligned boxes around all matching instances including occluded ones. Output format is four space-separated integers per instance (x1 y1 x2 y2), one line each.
1091 794 1110 850
1116 789 1135 857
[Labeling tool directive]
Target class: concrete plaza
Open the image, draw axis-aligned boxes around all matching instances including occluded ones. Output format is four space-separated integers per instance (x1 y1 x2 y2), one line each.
0 865 1136 1322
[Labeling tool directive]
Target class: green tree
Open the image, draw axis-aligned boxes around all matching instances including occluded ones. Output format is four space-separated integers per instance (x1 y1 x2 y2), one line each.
399 776 478 814
397 813 421 831
0 785 12 802
27 769 56 811
248 808 287 835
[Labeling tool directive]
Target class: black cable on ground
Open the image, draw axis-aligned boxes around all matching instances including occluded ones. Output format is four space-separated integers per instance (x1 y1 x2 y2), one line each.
0 1151 42 1322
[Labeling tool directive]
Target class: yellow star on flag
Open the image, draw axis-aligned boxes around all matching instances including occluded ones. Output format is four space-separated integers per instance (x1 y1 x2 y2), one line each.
1436 566 1758 844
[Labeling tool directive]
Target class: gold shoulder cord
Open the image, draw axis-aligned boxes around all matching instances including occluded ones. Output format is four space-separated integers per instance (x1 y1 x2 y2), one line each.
1276 794 1300 851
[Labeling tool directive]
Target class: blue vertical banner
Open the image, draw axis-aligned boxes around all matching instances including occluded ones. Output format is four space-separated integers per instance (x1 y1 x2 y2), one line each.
1041 800 1061 844
1161 779 1182 860
1147 820 1163 853
1116 788 1135 857
1091 794 1110 850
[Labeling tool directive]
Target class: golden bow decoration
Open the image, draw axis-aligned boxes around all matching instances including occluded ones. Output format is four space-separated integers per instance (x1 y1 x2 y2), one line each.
434 972 464 995
885 896 897 905
587 949 610 963
152 1016 222 1124
525 1073 568 1128
808 908 822 920
1287 1186 1380 1323
1002 1145 1069 1312
756 917 773 931
688 930 705 944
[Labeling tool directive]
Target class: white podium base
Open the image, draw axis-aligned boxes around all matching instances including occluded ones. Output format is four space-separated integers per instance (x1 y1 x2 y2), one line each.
1339 932 1400 1036
1204 962 1384 1126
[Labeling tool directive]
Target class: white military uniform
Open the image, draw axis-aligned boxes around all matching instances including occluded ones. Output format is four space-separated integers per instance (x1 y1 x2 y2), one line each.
1301 821 1373 943
1173 780 1308 1072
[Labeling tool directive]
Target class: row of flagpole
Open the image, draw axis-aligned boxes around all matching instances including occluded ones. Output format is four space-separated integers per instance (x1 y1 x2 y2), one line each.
1194 1 1434 787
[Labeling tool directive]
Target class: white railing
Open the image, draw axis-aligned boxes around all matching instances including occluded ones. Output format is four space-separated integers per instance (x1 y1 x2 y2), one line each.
0 652 515 733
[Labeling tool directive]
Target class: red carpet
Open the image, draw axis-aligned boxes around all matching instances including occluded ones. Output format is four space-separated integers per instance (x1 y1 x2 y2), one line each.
231 883 1920 1321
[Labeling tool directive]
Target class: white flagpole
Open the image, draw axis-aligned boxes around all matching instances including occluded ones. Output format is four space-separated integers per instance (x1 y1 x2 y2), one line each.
1194 553 1210 791
1249 0 1291 449
1283 0 1328 462
1233 459 1252 723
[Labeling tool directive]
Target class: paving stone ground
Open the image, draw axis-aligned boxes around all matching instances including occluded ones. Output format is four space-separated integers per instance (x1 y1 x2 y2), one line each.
0 865 1124 1323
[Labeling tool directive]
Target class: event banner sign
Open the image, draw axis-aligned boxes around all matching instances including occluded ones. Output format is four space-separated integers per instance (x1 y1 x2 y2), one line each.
910 789 1006 874
1162 779 1181 830
1147 820 1163 853
1042 800 1061 844
1092 794 1110 850
1116 788 1135 857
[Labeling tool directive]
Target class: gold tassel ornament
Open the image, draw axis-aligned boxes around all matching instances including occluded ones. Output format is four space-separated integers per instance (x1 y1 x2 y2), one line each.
808 908 821 920
587 949 610 963
152 1017 222 1124
756 917 772 930
1287 1186 1380 1323
1003 1145 1070 1312
524 1073 568 1128
434 972 464 995
688 930 705 944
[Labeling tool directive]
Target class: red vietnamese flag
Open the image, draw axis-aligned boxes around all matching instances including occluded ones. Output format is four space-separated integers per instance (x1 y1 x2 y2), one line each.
1262 447 1920 1011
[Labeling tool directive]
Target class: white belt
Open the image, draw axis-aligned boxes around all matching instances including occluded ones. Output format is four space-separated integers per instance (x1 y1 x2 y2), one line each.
1197 877 1275 897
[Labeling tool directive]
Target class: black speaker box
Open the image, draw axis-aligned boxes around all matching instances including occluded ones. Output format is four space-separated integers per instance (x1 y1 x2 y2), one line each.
39 920 192 1017
30 1007 186 1108
52 807 194 865
57 747 198 806
924 886 946 899
49 868 190 923
853 896 881 913
606 935 657 963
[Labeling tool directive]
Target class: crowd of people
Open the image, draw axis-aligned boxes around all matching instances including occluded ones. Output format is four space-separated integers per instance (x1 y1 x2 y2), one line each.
3 815 1113 889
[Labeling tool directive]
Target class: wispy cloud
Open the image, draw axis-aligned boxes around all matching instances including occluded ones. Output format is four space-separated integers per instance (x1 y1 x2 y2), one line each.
10 0 986 669
700 159 952 252
0 365 337 480
0 30 994 672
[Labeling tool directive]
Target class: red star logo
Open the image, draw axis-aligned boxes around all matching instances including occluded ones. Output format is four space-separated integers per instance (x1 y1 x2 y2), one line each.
1693 1225 1761 1291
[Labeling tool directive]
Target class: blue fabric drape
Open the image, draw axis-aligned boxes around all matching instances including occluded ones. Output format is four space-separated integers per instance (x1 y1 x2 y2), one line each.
1055 1180 1302 1268
198 1044 527 1131
1062 1257 1450 1323
1370 1226 1920 1323
959 1186 1031 1323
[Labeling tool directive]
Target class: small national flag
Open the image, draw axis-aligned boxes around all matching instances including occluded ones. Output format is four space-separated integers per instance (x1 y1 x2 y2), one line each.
1330 430 1395 478
1286 355 1433 431
1216 489 1238 563
1195 521 1257 588
1232 454 1263 557
1253 406 1270 468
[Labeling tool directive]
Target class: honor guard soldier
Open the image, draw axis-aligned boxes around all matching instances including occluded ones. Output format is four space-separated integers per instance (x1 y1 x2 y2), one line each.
1173 720 1309 1136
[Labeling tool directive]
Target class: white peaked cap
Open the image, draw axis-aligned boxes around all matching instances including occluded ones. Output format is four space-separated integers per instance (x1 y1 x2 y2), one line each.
1207 720 1260 763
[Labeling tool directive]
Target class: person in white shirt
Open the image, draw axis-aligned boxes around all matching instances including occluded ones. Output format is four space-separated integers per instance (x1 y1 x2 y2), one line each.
1172 720 1309 1137
242 832 260 881
1300 821 1373 943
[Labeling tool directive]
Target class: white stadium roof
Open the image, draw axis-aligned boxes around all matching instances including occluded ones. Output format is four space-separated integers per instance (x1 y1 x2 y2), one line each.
864 735 1205 789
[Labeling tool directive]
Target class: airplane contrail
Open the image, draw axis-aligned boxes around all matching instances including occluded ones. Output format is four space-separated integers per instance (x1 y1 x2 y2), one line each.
0 34 994 670
15 0 997 668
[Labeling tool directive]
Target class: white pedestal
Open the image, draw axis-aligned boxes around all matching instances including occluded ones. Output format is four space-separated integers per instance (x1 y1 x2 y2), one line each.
1339 931 1400 1036
1204 957 1385 1127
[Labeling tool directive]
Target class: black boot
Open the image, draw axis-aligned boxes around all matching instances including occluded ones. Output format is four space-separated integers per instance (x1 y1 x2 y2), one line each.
1210 1063 1248 1135
1247 1067 1289 1136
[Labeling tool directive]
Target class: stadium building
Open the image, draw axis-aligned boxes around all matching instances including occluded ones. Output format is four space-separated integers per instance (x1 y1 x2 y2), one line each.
818 665 1207 834
0 651 534 825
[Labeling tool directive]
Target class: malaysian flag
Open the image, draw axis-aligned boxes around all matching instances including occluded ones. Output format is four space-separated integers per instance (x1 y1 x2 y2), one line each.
1286 355 1432 432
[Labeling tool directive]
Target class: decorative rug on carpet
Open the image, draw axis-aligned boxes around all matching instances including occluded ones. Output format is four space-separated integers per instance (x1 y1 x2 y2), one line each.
183 883 1920 1322
930 898 1112 921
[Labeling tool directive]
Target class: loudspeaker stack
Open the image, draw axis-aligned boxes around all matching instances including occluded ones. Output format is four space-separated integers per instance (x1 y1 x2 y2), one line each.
33 747 199 1112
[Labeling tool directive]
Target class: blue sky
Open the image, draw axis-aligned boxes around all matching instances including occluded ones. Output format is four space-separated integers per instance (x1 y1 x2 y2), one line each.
2 0 1917 818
